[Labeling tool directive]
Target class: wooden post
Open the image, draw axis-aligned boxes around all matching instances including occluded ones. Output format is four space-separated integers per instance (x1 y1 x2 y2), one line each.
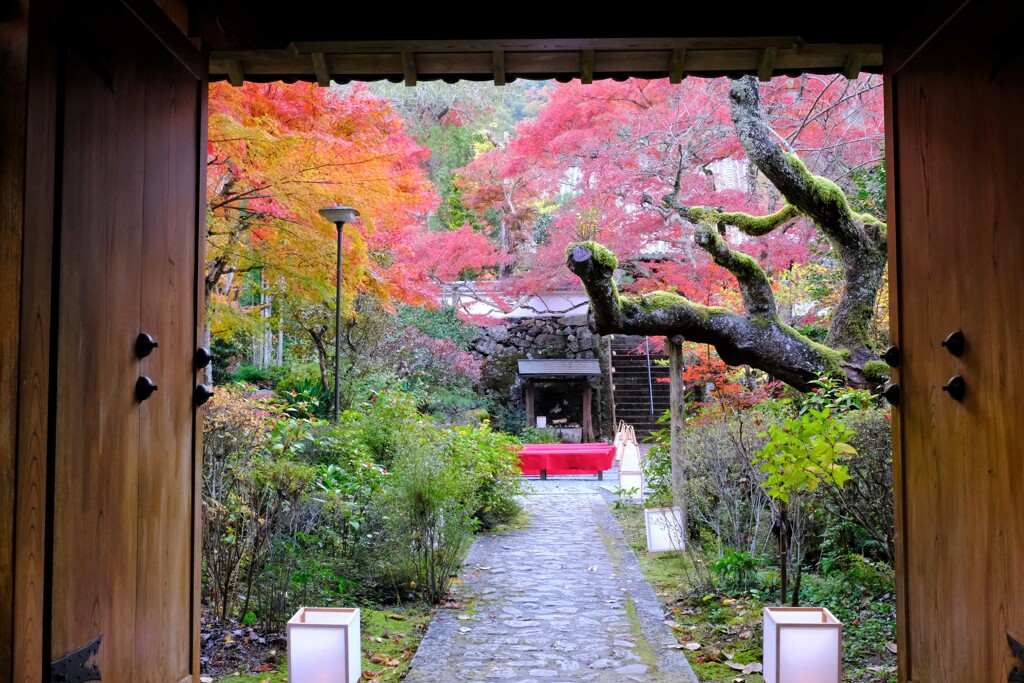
524 382 535 427
667 338 687 532
582 383 593 442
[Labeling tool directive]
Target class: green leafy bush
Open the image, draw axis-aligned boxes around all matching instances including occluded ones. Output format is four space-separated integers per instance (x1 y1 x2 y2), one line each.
378 432 480 604
712 549 761 592
276 377 331 419
231 363 285 389
640 421 675 508
441 422 525 529
201 387 529 626
675 412 775 557
518 426 562 444
355 390 432 467
275 361 324 394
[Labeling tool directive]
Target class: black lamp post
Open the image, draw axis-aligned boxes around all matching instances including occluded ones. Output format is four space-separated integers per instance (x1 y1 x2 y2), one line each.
318 204 360 421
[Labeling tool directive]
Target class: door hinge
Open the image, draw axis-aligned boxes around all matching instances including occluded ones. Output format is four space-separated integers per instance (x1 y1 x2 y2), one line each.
1010 632 1024 682
51 634 102 682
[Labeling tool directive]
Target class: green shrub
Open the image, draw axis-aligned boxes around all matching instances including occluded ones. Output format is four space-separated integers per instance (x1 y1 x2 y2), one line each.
379 431 479 604
518 426 561 444
355 390 431 467
677 411 776 556
712 549 761 592
275 361 324 394
211 334 247 385
276 377 331 419
442 422 525 528
676 386 893 589
830 407 894 564
231 363 285 389
201 386 532 624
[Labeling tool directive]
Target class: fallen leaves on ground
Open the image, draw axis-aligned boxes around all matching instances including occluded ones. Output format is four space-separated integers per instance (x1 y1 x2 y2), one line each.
369 653 401 667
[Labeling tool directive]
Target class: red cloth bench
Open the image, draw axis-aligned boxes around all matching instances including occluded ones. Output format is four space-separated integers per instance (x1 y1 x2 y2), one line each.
516 443 615 479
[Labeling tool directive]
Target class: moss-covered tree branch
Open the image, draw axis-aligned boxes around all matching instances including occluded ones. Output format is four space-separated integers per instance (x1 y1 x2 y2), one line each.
569 77 888 390
725 75 887 366
682 202 801 238
567 242 846 392
663 197 778 318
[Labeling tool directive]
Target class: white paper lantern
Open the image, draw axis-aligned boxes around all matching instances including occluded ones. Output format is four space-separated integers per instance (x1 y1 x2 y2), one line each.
287 607 362 683
763 606 842 683
644 506 685 552
613 424 625 463
619 440 642 472
618 471 643 501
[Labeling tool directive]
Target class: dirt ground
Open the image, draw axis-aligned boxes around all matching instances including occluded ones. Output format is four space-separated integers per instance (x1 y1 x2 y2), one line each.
200 611 286 679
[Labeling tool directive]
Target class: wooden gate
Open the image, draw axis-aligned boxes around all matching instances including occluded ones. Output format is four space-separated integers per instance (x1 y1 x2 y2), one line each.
888 2 1024 680
46 2 204 681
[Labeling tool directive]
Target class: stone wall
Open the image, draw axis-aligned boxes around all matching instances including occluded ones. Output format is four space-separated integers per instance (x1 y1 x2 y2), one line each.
470 314 613 439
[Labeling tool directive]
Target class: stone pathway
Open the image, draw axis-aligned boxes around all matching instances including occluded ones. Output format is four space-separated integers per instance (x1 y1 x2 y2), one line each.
404 474 698 683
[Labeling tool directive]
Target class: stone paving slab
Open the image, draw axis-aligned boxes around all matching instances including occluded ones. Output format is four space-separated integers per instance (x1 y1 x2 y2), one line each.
404 474 697 683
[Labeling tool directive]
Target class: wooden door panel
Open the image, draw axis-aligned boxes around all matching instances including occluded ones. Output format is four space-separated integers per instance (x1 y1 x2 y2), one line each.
51 3 201 681
890 1 1024 680
136 30 200 682
52 38 145 680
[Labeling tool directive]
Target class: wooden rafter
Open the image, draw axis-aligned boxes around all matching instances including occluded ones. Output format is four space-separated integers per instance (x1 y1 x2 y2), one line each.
669 47 686 84
843 52 864 78
226 59 245 86
493 50 505 86
581 49 594 84
213 38 883 85
311 51 331 86
757 46 777 81
401 51 416 86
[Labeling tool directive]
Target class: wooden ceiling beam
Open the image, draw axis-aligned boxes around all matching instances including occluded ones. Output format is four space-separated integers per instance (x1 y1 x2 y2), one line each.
210 42 883 83
289 36 803 54
311 51 331 86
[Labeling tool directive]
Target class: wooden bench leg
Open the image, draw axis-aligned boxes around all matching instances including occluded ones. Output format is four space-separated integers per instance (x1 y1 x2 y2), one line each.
598 470 603 481
541 469 547 480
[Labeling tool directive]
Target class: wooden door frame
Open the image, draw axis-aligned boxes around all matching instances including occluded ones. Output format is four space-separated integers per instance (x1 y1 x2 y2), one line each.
2 1 1004 681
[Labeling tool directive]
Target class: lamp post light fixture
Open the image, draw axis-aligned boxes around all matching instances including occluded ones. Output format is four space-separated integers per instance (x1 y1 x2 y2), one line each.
318 204 360 421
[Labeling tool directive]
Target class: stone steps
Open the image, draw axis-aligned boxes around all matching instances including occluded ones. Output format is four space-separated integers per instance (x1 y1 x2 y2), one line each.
608 335 671 438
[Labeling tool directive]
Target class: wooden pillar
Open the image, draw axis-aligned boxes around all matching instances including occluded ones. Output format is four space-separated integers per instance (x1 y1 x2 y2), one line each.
667 339 687 529
6 2 60 678
582 382 593 442
1 2 30 677
524 381 535 427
